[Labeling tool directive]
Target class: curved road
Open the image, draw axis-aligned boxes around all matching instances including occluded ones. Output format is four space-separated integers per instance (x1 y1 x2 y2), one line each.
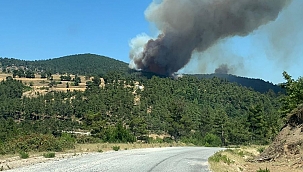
7 147 223 172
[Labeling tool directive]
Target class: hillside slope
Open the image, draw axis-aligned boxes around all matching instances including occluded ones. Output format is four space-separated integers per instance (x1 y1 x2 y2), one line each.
256 104 303 169
1 54 283 94
192 73 283 94
0 53 129 75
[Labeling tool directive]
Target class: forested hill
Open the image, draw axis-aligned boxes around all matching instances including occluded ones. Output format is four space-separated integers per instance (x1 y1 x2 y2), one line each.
192 73 283 94
0 74 284 151
0 53 129 75
1 53 282 93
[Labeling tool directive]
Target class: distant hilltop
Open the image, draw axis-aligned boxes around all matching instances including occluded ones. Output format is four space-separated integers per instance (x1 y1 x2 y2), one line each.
0 53 283 94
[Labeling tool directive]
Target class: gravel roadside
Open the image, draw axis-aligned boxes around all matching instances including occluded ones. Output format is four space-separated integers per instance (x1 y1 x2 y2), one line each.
5 147 223 172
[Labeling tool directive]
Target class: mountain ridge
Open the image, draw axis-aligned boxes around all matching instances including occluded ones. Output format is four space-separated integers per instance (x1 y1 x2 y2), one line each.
0 53 282 93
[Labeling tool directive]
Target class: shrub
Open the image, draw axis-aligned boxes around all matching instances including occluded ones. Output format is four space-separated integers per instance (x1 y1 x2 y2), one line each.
43 152 55 158
257 147 265 153
163 137 173 143
208 151 234 165
226 149 245 157
203 133 222 147
19 152 29 159
147 137 164 144
237 150 245 157
94 122 136 143
76 136 101 144
2 133 75 154
112 146 120 151
256 167 270 172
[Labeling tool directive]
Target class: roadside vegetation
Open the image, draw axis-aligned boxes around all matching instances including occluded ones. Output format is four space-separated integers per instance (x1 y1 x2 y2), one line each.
43 152 55 158
209 72 303 172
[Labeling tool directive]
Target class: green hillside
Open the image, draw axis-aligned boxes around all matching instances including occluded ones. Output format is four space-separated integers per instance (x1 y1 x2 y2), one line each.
0 73 286 154
0 53 129 75
192 73 283 94
0 54 296 155
1 54 283 94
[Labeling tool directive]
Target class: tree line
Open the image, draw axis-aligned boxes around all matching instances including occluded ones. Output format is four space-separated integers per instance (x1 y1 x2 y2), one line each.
0 71 294 155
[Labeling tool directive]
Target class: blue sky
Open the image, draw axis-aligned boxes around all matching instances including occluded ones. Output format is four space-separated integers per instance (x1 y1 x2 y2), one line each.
0 0 151 60
0 0 302 83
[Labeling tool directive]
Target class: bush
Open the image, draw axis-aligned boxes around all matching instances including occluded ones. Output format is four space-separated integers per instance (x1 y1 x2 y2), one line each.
1 133 75 154
203 133 222 147
181 134 204 146
112 146 120 151
43 152 55 158
94 122 136 143
76 136 101 144
147 137 164 144
19 152 29 159
256 167 270 172
208 151 234 165
257 147 265 153
163 137 174 143
225 149 246 157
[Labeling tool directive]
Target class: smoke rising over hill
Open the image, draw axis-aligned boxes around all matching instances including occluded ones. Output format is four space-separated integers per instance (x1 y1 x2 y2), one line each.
129 0 291 76
215 64 234 74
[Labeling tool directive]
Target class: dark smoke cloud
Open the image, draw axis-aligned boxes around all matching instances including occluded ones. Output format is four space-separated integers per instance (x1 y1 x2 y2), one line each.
215 64 233 74
129 0 291 76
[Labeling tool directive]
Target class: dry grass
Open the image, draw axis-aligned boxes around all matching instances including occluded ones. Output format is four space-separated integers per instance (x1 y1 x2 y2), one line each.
0 73 92 96
209 145 303 172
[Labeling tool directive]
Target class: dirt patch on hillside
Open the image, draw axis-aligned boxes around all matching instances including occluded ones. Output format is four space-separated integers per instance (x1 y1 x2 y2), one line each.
255 104 303 169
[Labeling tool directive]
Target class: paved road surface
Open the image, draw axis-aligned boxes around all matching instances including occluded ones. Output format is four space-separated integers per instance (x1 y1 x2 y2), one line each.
7 147 223 172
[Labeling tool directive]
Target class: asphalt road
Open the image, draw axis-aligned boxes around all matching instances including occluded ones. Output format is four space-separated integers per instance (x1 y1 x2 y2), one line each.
7 147 223 172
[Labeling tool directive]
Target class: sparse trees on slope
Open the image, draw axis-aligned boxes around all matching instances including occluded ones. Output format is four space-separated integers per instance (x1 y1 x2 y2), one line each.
280 71 303 114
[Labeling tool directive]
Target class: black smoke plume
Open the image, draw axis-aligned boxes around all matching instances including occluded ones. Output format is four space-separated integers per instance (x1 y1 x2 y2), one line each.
129 0 291 76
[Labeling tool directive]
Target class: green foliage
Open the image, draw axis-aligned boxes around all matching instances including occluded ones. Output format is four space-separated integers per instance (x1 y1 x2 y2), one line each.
60 74 71 81
193 73 283 94
92 121 136 143
280 71 303 115
0 54 129 76
0 133 75 154
208 151 234 165
203 133 222 147
73 75 81 86
19 151 29 159
257 147 265 153
43 152 55 158
25 70 35 78
0 78 25 99
224 149 249 157
112 146 120 151
147 137 164 144
40 72 47 78
0 59 291 152
75 136 101 144
12 69 25 78
256 167 270 172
